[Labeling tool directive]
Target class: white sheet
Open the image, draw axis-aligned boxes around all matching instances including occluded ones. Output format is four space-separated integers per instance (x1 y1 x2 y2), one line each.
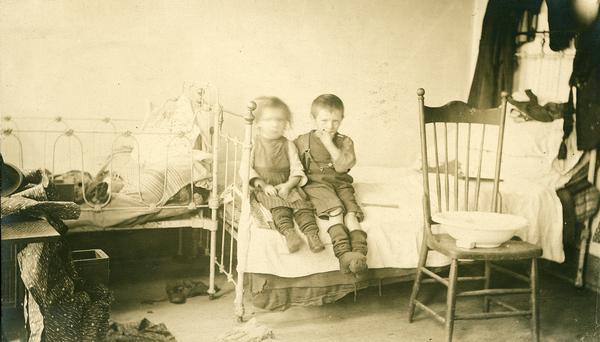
239 166 564 278
353 167 564 263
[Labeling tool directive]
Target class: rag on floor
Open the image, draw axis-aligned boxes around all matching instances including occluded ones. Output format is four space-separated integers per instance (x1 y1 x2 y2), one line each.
216 318 274 342
106 318 177 342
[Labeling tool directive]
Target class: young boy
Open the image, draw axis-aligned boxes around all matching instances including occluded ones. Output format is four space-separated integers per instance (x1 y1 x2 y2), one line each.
294 94 368 276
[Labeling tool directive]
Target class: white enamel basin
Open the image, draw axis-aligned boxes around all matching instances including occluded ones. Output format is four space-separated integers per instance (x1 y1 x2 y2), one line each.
432 211 529 248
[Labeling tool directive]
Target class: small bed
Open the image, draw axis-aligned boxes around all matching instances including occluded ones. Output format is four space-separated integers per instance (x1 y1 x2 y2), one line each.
215 102 584 319
232 165 565 311
0 85 254 299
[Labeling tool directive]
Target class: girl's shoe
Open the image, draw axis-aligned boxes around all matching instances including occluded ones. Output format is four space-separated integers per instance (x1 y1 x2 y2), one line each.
305 231 325 253
282 229 303 253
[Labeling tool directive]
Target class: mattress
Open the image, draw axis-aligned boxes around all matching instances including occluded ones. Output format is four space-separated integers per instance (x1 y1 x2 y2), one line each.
239 166 564 280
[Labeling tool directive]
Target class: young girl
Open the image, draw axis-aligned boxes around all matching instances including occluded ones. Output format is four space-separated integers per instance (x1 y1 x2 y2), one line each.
248 96 325 253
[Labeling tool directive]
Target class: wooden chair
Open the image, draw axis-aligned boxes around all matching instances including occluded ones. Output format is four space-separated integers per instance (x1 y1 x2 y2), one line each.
407 88 543 342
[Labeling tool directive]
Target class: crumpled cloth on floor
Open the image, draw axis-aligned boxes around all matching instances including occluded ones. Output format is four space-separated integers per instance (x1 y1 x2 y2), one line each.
106 318 177 342
216 318 274 342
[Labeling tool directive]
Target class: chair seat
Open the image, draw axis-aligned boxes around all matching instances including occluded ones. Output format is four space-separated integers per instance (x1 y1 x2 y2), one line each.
428 234 542 261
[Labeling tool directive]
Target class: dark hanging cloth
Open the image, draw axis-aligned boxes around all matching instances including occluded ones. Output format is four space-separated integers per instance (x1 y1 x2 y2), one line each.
18 242 113 342
468 0 543 109
571 16 600 151
546 0 578 51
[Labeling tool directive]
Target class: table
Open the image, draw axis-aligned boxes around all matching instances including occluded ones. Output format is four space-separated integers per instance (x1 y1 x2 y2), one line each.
2 218 60 309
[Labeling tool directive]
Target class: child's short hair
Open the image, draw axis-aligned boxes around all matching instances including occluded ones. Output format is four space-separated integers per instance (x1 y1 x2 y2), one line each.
253 96 292 124
311 94 344 118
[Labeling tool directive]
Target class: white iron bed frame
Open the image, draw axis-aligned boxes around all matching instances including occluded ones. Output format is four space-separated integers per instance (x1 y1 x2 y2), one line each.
0 100 258 306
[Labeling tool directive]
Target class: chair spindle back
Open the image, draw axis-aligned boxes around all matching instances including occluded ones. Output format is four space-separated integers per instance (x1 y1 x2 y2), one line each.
417 88 508 235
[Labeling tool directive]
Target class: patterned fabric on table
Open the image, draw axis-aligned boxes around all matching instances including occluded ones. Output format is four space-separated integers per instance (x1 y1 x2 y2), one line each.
1 169 80 235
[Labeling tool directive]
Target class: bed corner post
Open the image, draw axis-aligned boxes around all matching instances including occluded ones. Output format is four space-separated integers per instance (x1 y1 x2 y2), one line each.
234 101 256 322
208 104 224 300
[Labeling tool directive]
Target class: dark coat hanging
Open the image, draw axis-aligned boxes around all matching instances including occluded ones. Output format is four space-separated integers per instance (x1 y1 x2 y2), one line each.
468 0 542 109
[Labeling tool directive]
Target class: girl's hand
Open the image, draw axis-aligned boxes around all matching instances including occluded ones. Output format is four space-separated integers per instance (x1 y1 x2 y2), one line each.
275 183 291 199
263 185 278 197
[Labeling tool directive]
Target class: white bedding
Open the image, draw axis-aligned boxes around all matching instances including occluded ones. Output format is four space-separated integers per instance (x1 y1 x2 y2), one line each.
352 167 564 263
239 166 564 278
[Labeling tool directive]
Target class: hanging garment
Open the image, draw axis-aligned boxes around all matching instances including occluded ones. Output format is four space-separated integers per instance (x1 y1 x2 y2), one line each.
468 0 543 108
546 0 578 51
516 8 540 45
571 16 600 151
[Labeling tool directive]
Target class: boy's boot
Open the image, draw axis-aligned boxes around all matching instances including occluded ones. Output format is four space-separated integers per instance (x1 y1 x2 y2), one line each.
349 230 368 275
272 207 304 253
295 209 325 253
328 224 366 274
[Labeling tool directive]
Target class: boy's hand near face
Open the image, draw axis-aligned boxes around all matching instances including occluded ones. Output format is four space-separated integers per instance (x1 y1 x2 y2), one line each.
316 129 334 145
316 129 341 161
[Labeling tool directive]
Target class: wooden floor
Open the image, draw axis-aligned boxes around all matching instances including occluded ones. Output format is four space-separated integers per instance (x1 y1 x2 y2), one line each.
105 257 598 342
3 256 598 341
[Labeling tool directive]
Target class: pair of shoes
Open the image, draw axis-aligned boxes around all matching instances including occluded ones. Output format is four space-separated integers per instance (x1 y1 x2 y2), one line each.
166 279 218 304
281 229 326 253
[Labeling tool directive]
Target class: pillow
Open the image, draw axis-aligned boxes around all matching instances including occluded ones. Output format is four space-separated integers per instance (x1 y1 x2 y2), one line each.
121 150 212 206
473 105 564 159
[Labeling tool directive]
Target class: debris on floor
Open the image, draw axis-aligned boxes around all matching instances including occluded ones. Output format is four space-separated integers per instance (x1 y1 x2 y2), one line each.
141 279 219 305
106 318 176 341
216 318 274 342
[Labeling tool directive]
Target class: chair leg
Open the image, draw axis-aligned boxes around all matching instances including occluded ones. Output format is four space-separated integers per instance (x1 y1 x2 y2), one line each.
445 259 458 342
408 236 429 323
530 258 540 342
483 261 491 312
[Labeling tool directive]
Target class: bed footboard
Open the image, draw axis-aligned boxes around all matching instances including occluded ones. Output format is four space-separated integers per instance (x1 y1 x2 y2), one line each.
210 102 255 320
